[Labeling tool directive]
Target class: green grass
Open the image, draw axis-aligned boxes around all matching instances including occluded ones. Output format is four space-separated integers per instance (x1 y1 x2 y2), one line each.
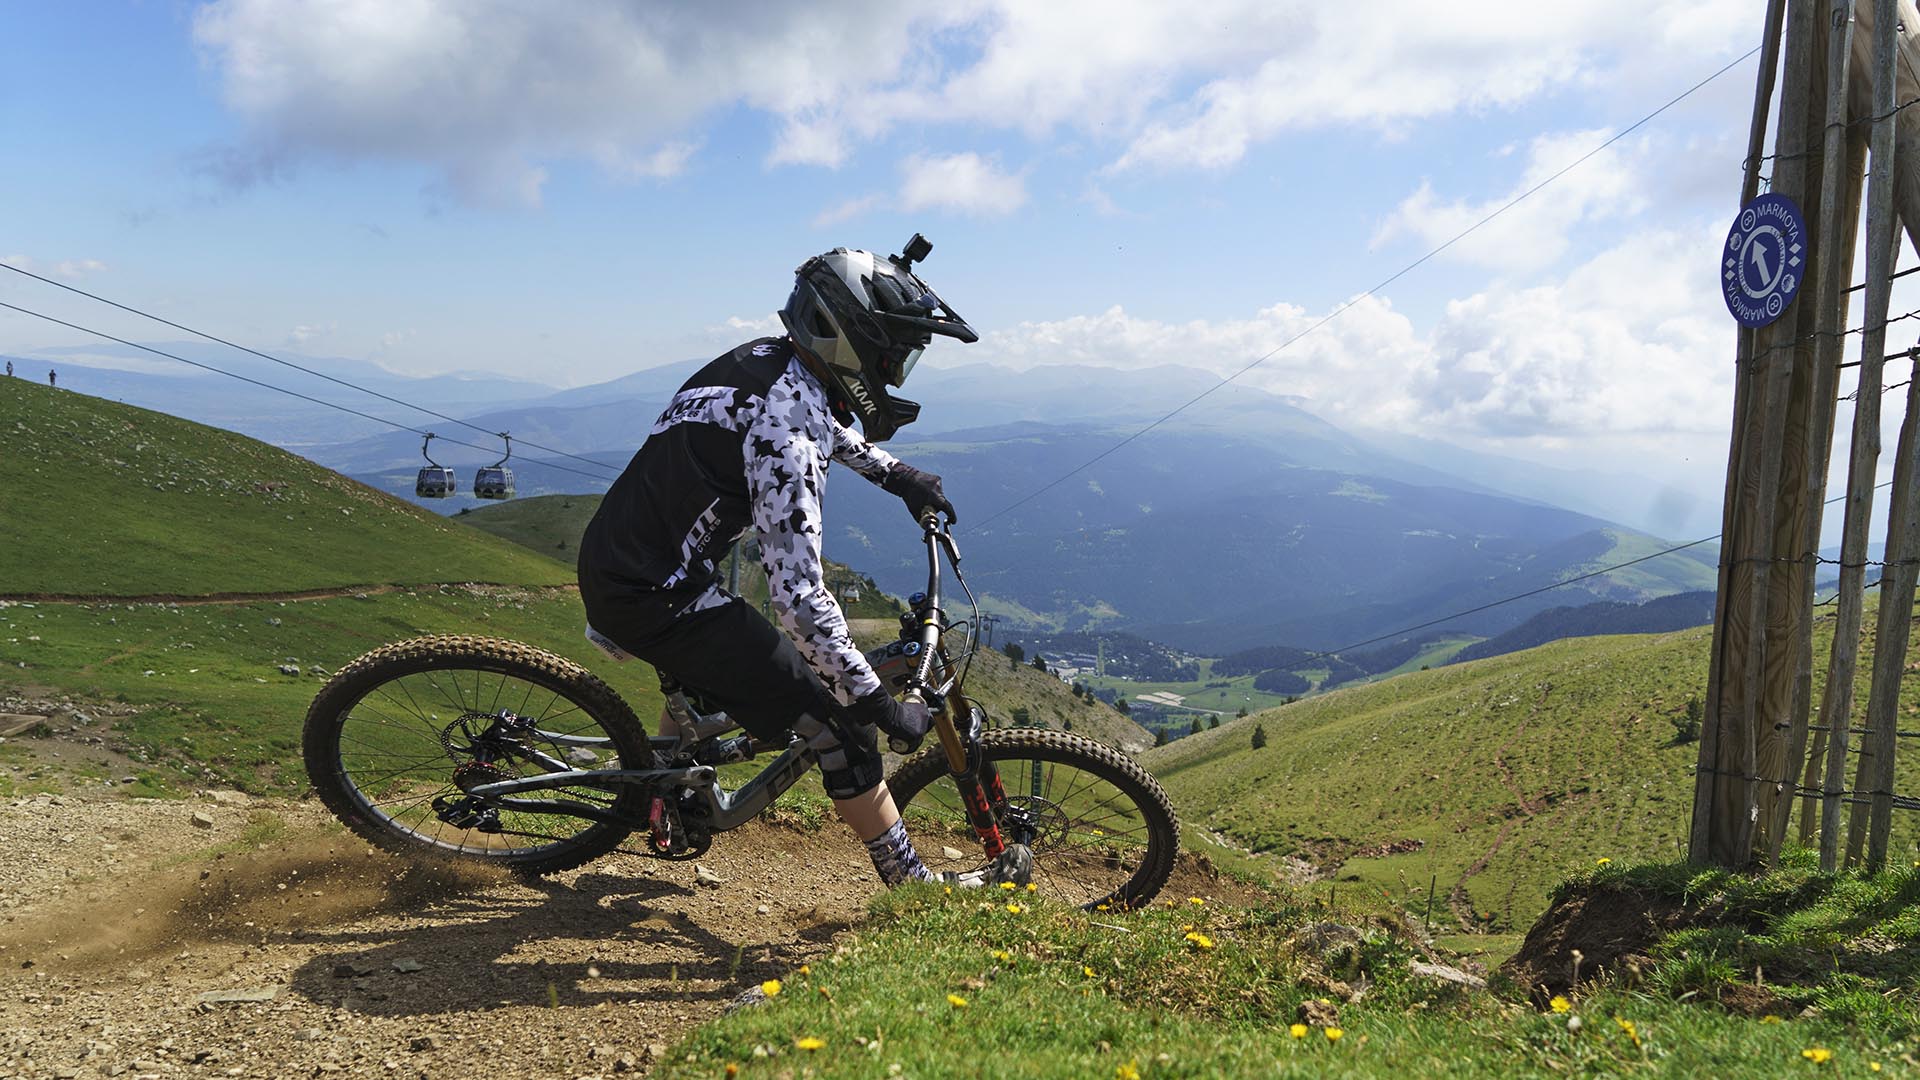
1563 851 1920 1029
1084 660 1294 716
0 378 570 595
663 881 1916 1079
1145 615 1920 938
0 586 668 792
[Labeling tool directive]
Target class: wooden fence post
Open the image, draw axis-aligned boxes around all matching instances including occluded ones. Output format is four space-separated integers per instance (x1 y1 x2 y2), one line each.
1695 0 1795 866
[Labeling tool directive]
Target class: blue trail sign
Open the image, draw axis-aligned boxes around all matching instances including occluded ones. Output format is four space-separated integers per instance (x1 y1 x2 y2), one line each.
1722 192 1807 328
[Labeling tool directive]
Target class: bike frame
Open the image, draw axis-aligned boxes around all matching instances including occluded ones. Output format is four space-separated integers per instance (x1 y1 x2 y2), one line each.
462 518 1011 853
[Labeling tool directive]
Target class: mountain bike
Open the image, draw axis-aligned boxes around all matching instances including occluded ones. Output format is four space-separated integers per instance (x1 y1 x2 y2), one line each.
301 517 1179 910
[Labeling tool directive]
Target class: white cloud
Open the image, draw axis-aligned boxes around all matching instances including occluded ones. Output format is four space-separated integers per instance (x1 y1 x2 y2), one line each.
1 255 108 280
189 0 1753 203
1373 130 1648 273
191 0 968 204
899 153 1027 217
959 224 1732 447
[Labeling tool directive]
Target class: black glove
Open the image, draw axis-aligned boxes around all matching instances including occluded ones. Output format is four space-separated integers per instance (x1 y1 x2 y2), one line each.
882 464 956 525
849 689 931 754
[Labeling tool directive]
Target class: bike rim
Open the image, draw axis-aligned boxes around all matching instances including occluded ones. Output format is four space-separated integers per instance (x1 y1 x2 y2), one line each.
904 754 1160 908
329 665 627 859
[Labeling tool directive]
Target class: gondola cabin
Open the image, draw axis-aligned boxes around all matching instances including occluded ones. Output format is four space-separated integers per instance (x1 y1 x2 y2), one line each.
415 433 459 498
473 465 514 500
415 466 458 498
474 433 515 500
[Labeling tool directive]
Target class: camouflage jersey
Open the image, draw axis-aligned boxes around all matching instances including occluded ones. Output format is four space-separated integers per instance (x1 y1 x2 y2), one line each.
578 338 902 705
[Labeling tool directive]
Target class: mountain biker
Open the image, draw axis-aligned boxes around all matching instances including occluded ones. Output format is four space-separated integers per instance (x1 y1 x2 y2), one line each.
577 237 1031 889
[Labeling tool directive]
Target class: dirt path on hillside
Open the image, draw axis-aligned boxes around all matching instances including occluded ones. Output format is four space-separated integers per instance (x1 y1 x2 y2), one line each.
0 794 877 1080
0 783 1236 1080
0 584 578 607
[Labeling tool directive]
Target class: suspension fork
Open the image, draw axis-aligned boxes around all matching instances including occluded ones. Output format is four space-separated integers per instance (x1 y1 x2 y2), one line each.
924 680 1010 859
905 516 1012 859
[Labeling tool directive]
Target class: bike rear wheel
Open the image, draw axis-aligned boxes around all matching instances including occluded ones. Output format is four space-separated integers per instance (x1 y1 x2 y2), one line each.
886 728 1179 910
303 635 648 875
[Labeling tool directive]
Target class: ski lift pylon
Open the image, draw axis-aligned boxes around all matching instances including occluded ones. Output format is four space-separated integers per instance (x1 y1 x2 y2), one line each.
474 433 515 500
415 433 458 498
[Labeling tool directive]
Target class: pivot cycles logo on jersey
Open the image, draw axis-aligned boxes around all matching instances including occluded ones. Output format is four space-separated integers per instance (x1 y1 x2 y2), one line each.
1722 193 1806 329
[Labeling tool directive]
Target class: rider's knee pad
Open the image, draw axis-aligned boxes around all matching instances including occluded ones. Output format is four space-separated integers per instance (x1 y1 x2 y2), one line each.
793 712 884 799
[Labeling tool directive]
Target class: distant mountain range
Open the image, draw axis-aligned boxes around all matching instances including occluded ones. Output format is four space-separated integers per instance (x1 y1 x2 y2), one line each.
1450 590 1717 664
19 348 1718 652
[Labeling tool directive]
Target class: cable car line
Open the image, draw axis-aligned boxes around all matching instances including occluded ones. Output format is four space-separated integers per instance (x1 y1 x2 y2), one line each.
966 44 1764 531
0 299 614 484
0 260 618 477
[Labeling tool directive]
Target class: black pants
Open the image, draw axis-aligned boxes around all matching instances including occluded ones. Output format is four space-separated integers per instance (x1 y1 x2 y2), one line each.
580 579 885 798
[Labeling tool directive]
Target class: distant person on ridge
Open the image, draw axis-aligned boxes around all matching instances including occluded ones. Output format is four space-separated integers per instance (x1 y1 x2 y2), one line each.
47 369 55 387
576 237 1031 889
5 360 12 377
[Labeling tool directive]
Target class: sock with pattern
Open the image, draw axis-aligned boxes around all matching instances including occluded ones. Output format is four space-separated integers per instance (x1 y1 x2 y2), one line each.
862 819 932 886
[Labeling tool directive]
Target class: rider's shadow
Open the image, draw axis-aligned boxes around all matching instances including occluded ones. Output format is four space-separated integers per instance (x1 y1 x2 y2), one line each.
285 870 852 1017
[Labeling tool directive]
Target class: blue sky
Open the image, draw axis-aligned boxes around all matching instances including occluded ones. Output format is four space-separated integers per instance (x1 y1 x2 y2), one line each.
3 0 1837 527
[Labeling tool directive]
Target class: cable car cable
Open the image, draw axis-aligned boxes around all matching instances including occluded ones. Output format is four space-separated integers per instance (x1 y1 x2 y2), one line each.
0 261 618 477
0 299 614 484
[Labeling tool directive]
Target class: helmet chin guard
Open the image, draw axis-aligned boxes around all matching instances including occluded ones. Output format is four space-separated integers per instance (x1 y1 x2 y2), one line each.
779 234 975 442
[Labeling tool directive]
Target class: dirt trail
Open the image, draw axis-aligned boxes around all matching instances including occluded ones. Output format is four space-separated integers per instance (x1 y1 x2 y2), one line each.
0 795 874 1079
0 788 1234 1080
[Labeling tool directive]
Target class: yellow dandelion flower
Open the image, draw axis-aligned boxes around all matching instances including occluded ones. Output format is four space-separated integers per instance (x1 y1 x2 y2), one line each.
1595 857 1611 866
797 965 810 976
1761 1015 1784 1025
1026 882 1039 892
1083 965 1097 978
944 886 953 896
760 979 782 997
1115 1060 1141 1080
1289 1023 1308 1039
947 993 969 1008
1613 1016 1640 1048
1000 881 1017 890
1096 903 1110 911
1549 995 1571 1014
993 950 1011 962
1092 828 1104 835
1325 1027 1344 1042
795 1036 825 1051
725 1065 739 1078
1184 931 1215 949
1802 1048 1833 1064
1871 1063 1882 1072
1006 902 1024 914
1189 896 1205 906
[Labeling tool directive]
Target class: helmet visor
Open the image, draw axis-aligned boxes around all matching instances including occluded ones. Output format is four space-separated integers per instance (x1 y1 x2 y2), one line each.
889 346 924 388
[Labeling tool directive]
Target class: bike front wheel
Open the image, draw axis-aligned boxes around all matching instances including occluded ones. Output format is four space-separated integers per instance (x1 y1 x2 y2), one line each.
886 728 1179 910
303 634 649 875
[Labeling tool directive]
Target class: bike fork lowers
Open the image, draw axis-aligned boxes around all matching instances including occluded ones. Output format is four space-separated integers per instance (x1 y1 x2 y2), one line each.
937 694 1012 858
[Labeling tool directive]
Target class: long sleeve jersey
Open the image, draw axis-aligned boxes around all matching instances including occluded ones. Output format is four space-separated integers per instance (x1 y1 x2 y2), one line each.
577 338 902 704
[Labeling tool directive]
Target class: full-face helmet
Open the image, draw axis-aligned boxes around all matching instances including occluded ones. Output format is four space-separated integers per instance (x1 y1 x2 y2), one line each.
780 234 977 441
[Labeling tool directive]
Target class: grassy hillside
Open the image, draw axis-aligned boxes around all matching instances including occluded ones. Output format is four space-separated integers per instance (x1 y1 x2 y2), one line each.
1145 613 1920 939
459 493 904 620
0 380 570 595
866 622 1155 753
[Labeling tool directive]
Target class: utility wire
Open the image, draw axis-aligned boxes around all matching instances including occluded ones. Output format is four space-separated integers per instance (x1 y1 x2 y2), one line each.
0 261 619 477
969 45 1765 531
1307 479 1898 663
0 300 615 484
